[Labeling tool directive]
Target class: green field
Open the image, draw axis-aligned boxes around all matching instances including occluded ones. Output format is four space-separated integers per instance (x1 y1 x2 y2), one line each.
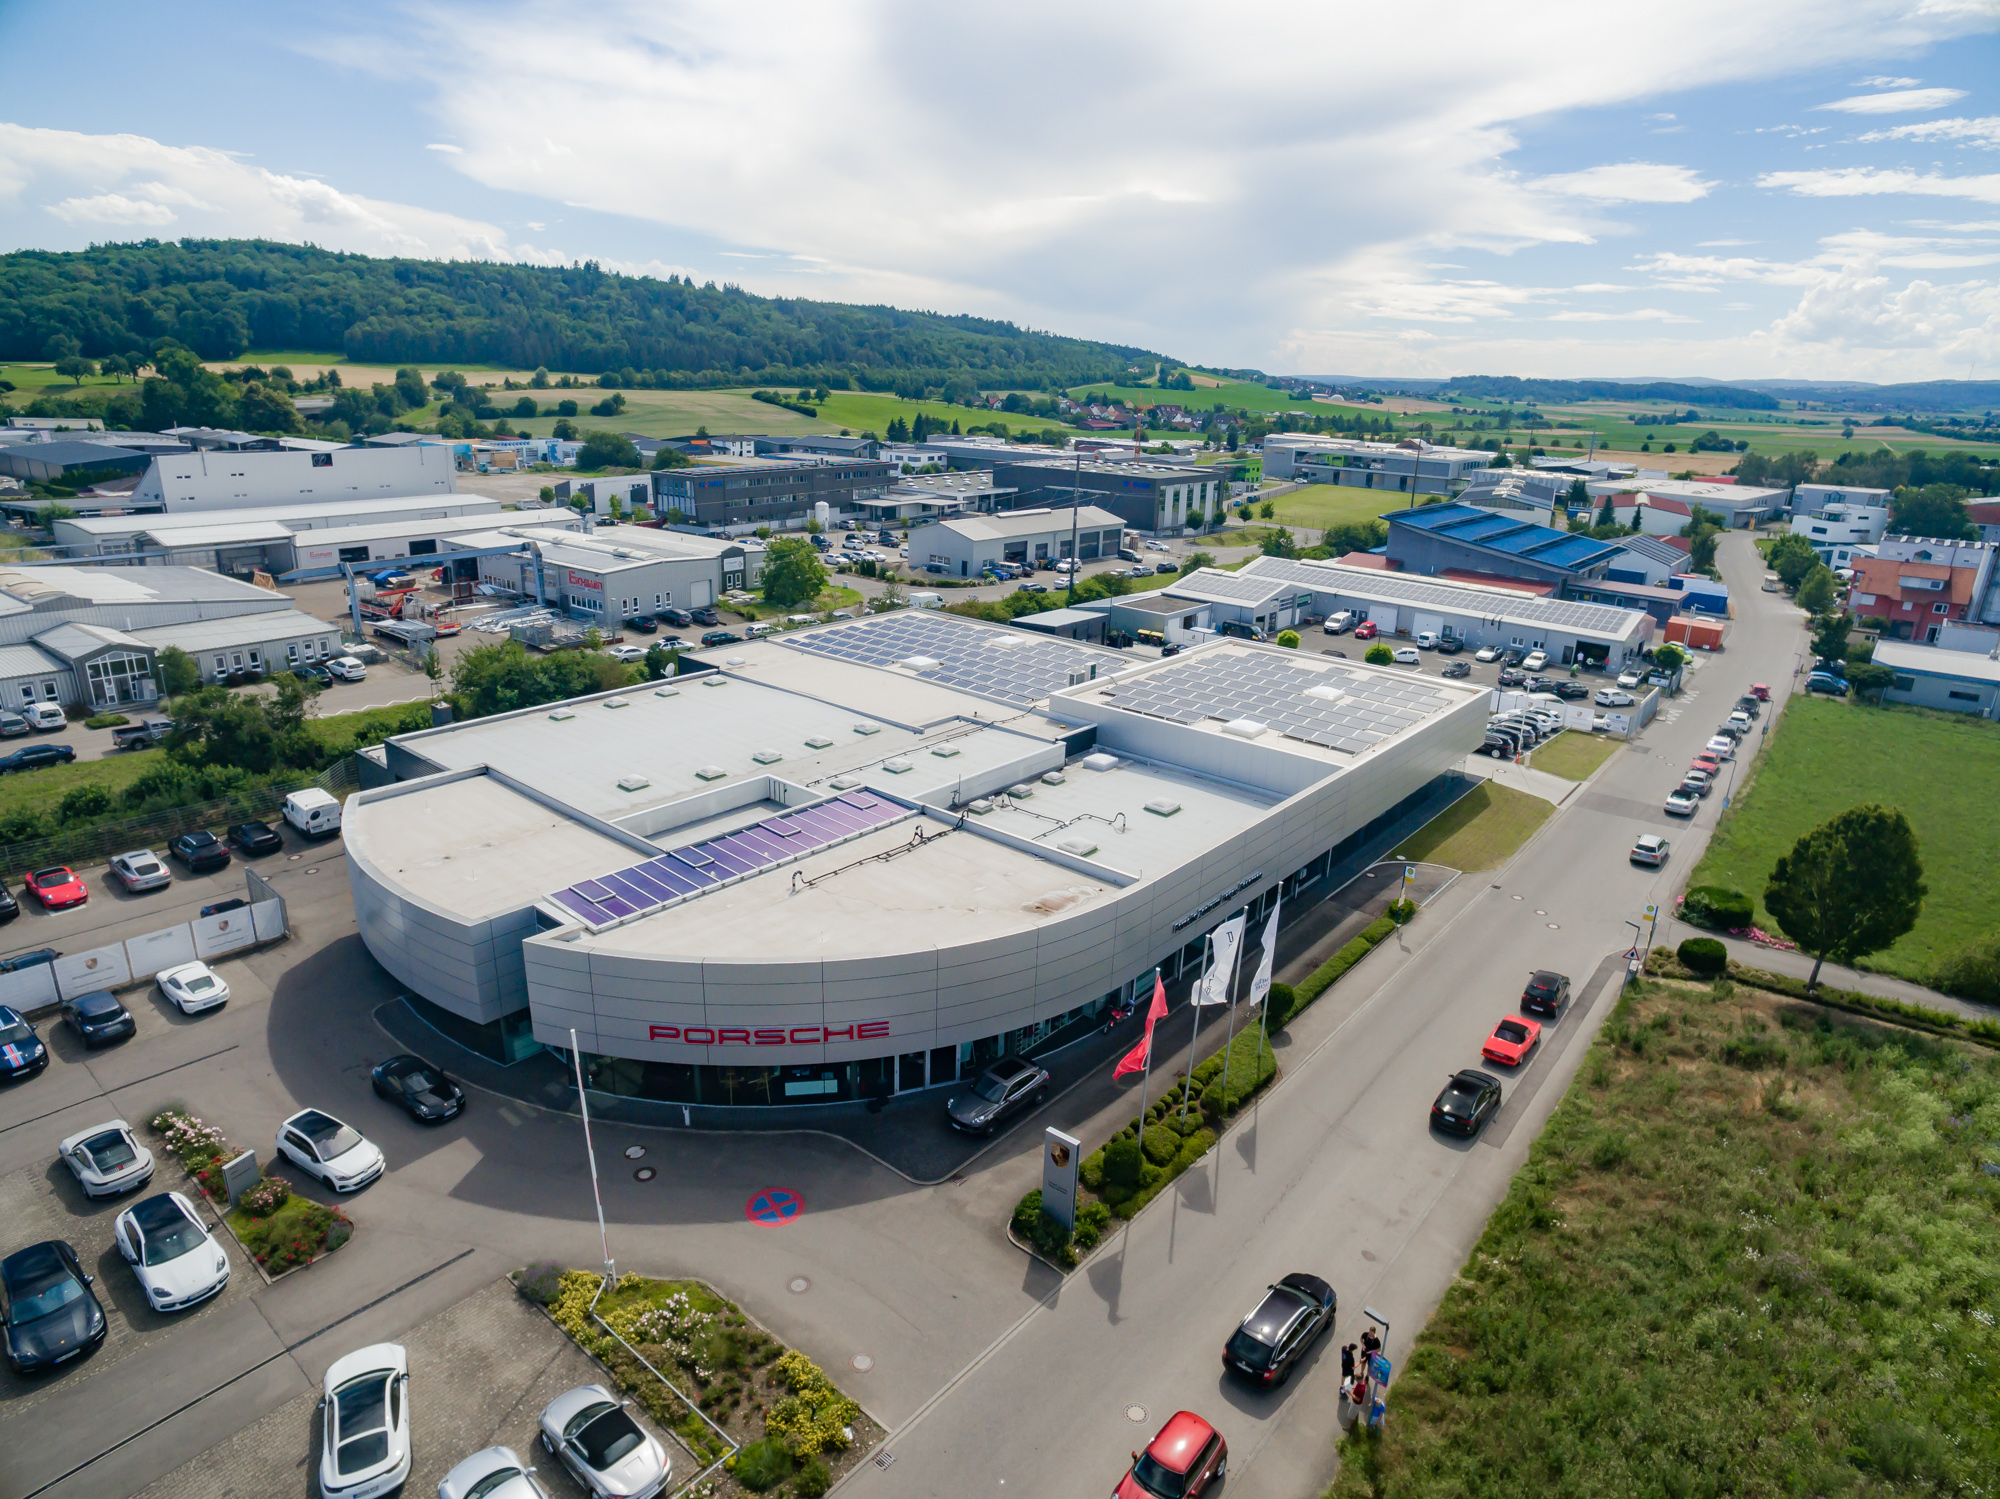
1267 483 1409 534
1331 973 2000 1498
1690 696 2000 984
1528 730 1620 782
1388 782 1553 872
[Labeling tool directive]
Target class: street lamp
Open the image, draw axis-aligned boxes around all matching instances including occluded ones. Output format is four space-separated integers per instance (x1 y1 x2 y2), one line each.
1363 1305 1393 1356
569 1028 616 1288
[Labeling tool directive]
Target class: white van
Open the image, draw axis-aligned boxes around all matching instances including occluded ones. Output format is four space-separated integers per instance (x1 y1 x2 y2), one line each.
743 621 778 639
1323 611 1353 635
1762 573 1780 593
1414 631 1441 650
282 788 342 839
909 592 944 609
24 702 66 731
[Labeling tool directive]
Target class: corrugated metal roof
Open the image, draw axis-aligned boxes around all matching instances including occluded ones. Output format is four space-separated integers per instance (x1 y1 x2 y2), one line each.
33 622 148 661
1236 556 1650 642
0 643 61 679
1872 639 2000 683
124 608 339 653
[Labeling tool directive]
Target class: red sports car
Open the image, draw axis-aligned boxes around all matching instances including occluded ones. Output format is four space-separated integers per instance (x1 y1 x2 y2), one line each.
1481 1014 1542 1067
1117 1410 1227 1498
24 866 88 910
1353 621 1380 640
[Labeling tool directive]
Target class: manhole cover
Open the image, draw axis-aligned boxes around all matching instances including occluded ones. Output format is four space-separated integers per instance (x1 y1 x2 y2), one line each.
789 1277 810 1294
850 1354 874 1372
1535 909 1547 915
623 1145 646 1159
1511 894 1523 901
305 867 320 874
634 1166 655 1181
1125 1404 1149 1423
1547 922 1560 930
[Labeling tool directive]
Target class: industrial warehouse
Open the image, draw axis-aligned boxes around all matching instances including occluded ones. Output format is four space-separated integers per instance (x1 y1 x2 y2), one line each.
343 610 1489 1103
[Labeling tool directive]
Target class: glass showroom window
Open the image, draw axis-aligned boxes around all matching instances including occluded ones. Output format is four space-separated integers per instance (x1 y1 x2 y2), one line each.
85 652 156 706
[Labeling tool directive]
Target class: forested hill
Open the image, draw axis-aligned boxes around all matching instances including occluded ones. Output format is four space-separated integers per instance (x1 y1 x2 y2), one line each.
1445 375 1780 410
0 239 1163 391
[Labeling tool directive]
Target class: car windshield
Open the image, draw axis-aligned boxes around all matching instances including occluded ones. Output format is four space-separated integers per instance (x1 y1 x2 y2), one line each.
76 994 122 1018
298 1113 364 1158
30 868 69 885
184 833 216 849
400 1069 442 1094
971 1072 1011 1102
575 1406 644 1469
1441 1087 1475 1113
464 1469 527 1499
138 1207 206 1265
333 1372 392 1470
181 975 217 994
1227 1327 1274 1367
1131 1450 1193 1498
0 1017 32 1044
83 1130 136 1170
1495 1022 1530 1044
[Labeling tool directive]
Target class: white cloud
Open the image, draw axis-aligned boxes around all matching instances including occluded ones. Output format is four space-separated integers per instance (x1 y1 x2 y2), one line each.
47 191 181 227
1815 86 1967 113
1549 308 1700 322
1698 238 1756 246
1768 260 2000 359
1761 167 2000 203
1529 162 1715 202
1857 75 1921 87
1858 115 2000 148
424 142 464 154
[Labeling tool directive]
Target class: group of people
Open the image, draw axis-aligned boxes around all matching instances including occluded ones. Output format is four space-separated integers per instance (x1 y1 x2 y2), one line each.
1338 1324 1384 1416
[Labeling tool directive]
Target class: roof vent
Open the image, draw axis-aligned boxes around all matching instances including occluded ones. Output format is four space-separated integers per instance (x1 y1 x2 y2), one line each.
900 655 940 670
1081 752 1119 771
1007 783 1034 799
853 722 881 735
966 798 994 814
1058 837 1099 857
603 697 630 709
1304 684 1346 702
616 775 650 792
725 656 747 665
548 708 576 721
1145 798 1182 817
654 687 679 698
751 749 784 764
804 735 834 749
694 765 727 781
828 776 861 791
1040 771 1066 786
702 675 728 687
1222 718 1267 739
881 757 913 773
931 744 961 758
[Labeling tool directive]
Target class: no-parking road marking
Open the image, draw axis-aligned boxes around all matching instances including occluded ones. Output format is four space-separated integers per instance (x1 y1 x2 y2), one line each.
745 1187 804 1224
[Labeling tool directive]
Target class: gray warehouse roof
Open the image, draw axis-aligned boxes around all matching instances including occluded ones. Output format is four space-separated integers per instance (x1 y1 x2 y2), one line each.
1235 556 1651 642
126 608 339 654
928 506 1126 542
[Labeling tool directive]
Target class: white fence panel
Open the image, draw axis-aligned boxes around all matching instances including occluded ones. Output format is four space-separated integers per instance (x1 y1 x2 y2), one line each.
126 924 197 979
0 963 58 1012
250 898 287 943
193 909 257 959
55 945 133 998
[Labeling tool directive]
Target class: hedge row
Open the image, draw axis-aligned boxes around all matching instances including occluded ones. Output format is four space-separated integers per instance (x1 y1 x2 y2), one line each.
1643 947 2000 1049
1273 912 1400 1026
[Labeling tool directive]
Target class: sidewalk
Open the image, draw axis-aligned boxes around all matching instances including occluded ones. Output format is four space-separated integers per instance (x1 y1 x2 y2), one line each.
1659 918 1995 1025
1459 754 1578 806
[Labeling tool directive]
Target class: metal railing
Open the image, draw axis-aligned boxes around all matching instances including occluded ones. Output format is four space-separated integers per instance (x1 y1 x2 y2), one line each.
583 1274 739 1499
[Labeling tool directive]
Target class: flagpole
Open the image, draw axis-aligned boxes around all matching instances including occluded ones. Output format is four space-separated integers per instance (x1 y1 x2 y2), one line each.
1178 932 1215 1129
1216 906 1254 1109
1132 968 1161 1149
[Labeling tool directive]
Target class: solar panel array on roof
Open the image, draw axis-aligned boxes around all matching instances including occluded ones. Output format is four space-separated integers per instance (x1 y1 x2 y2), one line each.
1166 569 1295 606
1233 557 1642 637
547 791 909 927
781 613 1122 705
1101 652 1451 755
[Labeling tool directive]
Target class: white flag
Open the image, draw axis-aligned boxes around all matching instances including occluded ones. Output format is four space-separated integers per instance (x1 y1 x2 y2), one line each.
1245 902 1280 1010
1196 912 1247 1006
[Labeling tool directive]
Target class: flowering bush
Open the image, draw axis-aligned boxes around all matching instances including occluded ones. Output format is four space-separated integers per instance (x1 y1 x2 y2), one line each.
765 1351 859 1456
239 1176 291 1217
149 1109 236 1202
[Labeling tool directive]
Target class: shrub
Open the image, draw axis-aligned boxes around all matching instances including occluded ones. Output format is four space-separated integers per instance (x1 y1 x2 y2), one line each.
1721 1022 1786 1070
1072 1200 1111 1251
1682 885 1753 931
239 1176 291 1216
1265 981 1297 1027
56 783 113 824
1140 1123 1181 1166
1678 937 1728 975
731 1436 795 1491
516 1262 568 1306
795 1455 834 1497
1276 629 1301 649
1102 1135 1144 1189
1387 898 1416 924
1364 641 1395 665
767 1351 859 1455
1933 936 2000 1006
84 712 130 730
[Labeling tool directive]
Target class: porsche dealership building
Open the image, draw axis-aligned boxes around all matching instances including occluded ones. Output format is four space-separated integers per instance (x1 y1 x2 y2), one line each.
343 611 1488 1108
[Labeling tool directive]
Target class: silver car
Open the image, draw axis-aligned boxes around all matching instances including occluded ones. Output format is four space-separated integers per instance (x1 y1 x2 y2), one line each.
59 1119 155 1197
439 1446 549 1499
109 849 172 893
538 1386 670 1499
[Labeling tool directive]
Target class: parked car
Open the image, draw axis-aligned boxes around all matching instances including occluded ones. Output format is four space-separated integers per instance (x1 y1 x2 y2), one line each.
1807 673 1849 696
1 1239 106 1373
291 662 333 685
1617 667 1646 689
607 644 647 664
1474 645 1502 662
0 882 19 923
276 1109 386 1192
1222 1273 1336 1386
1553 681 1589 701
158 961 230 1015
371 1053 465 1123
1441 659 1471 678
114 1191 229 1311
226 820 284 856
1704 736 1736 760
24 866 88 910
1016 581 1049 595
199 896 248 919
0 744 76 774
947 1057 1050 1135
1431 1069 1503 1136
699 630 742 647
1665 789 1699 817
1521 650 1549 672
1520 971 1569 1017
439 1446 547 1499
539 1384 671 1499
1750 682 1771 701
690 607 720 627
169 830 231 874
0 711 28 737
1482 1014 1542 1068
326 656 368 682
0 948 58 976
1324 611 1353 634
109 850 171 893
1594 689 1634 708
61 990 135 1048
627 614 657 634
1435 636 1463 655
1414 631 1441 650
659 607 693 628
1155 561 1179 575
59 1120 154 1198
0 1003 48 1083
112 718 174 750
1353 621 1380 640
1630 833 1671 867
1680 771 1713 798
319 1344 413 1499
24 702 66 731
1496 667 1528 688
1116 1410 1227 1499
1391 646 1421 666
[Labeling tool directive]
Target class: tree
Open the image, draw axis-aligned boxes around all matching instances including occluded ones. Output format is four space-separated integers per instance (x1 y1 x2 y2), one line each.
761 536 828 607
99 354 131 383
870 578 907 613
155 645 200 697
1364 642 1395 665
1178 550 1215 575
652 446 690 469
1596 492 1617 529
1889 483 1974 540
1652 642 1688 672
1845 661 1896 703
33 503 77 530
1275 629 1300 649
1810 608 1850 662
1766 533 1821 589
643 642 678 680
1794 565 1837 614
54 354 93 386
1763 804 1925 992
1259 527 1296 558
1566 478 1589 515
577 431 641 470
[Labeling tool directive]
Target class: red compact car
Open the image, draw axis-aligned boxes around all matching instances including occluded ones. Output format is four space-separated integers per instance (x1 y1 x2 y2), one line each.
24 866 88 909
1353 621 1380 640
1481 1013 1542 1067
1117 1411 1227 1499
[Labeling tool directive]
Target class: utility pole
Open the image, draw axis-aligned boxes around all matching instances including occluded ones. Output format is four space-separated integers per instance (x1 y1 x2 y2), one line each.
569 1029 615 1287
1068 450 1081 608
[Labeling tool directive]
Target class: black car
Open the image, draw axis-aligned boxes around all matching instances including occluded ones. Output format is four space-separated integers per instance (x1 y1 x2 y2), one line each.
1 1240 105 1374
0 882 16 923
700 630 742 647
690 607 721 627
199 897 247 919
1431 1069 1503 1136
291 662 332 685
946 1056 1050 1135
0 1004 48 1080
659 607 693 628
1500 647 1527 666
1496 668 1528 687
1521 970 1570 1017
1435 637 1463 655
371 1053 465 1122
0 744 76 774
1223 1272 1336 1386
1440 660 1471 679
168 830 231 873
0 948 58 976
61 990 134 1048
628 615 657 633
226 821 284 856
1553 681 1589 701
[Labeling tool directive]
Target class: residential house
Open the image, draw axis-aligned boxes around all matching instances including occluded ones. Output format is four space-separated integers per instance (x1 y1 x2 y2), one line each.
1848 536 1999 640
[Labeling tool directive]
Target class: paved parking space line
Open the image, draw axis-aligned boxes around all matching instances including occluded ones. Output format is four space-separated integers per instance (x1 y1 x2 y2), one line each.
0 1046 240 1136
281 1247 476 1355
1481 952 1625 1151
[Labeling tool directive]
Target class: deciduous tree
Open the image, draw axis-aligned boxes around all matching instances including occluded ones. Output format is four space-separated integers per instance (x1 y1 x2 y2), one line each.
1765 805 1924 992
761 537 828 607
1795 566 1837 615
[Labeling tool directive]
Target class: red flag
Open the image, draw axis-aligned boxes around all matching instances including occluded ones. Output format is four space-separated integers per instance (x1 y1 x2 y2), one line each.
1113 975 1169 1079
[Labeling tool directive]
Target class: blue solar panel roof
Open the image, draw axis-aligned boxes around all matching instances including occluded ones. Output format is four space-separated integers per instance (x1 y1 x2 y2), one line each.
1386 502 1622 574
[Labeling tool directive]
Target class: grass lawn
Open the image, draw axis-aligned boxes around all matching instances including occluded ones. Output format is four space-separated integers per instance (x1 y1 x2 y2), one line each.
725 584 865 621
1330 974 2000 1498
1388 782 1553 871
1268 484 1405 535
1690 696 2000 984
1528 730 1619 782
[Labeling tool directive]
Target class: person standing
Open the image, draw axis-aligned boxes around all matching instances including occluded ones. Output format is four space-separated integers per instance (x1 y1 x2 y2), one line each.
1341 1343 1356 1382
1361 1325 1382 1359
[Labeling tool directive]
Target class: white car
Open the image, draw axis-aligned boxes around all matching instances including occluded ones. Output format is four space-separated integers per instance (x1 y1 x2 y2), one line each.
1630 833 1671 867
1589 712 1611 732
1703 736 1737 761
59 1119 155 1197
277 1109 385 1192
1521 650 1549 672
110 849 172 893
1144 540 1168 551
607 644 647 663
158 960 230 1015
1392 646 1421 666
320 1343 412 1499
327 656 368 682
1474 646 1502 662
1053 559 1078 574
114 1191 229 1311
1594 688 1635 708
1664 790 1699 818
1617 667 1646 689
539 1385 670 1499
439 1446 549 1499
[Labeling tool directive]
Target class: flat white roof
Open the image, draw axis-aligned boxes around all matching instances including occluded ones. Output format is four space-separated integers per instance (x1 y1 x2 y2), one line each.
1871 639 2000 684
923 506 1126 542
57 494 506 537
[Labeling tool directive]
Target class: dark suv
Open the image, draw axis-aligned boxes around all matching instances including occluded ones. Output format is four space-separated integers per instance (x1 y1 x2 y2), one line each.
169 830 231 874
1521 970 1570 1016
946 1057 1050 1135
690 607 721 627
1223 1273 1336 1386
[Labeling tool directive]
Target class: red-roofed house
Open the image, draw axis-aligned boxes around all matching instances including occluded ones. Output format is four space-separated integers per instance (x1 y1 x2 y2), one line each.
1611 493 1694 537
1968 501 2000 546
1849 537 1997 641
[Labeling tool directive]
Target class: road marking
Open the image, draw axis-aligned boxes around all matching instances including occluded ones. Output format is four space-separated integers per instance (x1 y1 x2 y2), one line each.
745 1187 804 1224
0 1045 241 1136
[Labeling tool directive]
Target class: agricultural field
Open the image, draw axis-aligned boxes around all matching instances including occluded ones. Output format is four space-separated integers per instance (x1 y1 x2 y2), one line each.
1330 974 2000 1498
1690 695 2000 985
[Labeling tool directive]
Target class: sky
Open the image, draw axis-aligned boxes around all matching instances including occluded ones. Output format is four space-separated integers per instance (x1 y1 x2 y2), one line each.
2 0 2000 384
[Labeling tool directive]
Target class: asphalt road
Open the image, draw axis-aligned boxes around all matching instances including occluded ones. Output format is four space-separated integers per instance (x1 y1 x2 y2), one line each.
0 531 1805 1499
